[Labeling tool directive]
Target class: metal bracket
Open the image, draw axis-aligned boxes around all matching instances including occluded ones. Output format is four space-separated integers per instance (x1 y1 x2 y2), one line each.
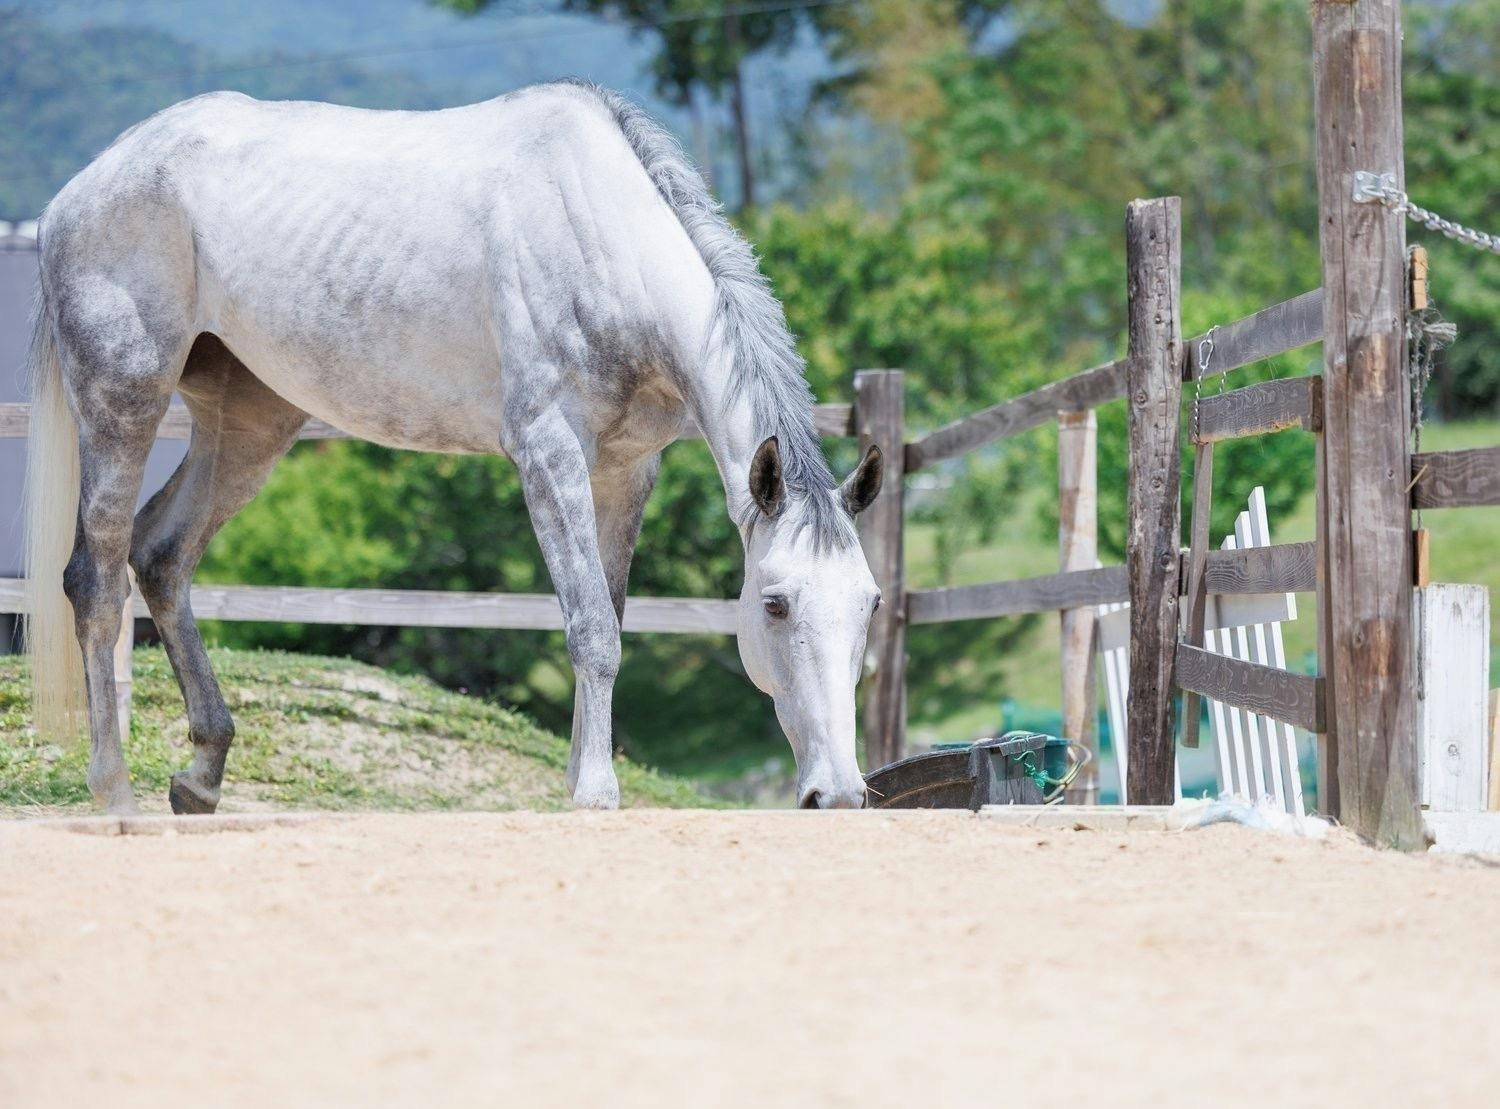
1352 170 1397 203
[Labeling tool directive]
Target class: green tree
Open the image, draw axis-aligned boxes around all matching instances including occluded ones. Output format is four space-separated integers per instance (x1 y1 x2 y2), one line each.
1403 0 1500 416
431 0 810 208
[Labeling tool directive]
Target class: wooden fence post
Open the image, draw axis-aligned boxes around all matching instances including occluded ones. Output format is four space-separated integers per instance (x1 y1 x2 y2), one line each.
1312 0 1422 847
113 574 135 745
855 370 906 771
1058 409 1098 803
1124 196 1183 805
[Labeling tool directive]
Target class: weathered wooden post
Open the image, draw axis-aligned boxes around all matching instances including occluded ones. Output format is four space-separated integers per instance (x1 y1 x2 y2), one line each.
855 370 906 770
1312 0 1422 847
1058 409 1099 803
1124 197 1183 805
113 574 135 744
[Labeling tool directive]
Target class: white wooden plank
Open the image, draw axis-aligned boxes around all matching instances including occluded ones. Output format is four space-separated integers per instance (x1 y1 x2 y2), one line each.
1096 600 1130 805
0 578 739 635
113 578 134 745
1416 584 1491 813
1095 576 1293 654
1214 531 1265 802
1108 644 1129 805
1490 690 1500 813
1249 488 1297 625
1097 484 1306 810
1096 605 1131 653
1205 626 1238 796
1235 511 1285 808
1248 487 1305 817
1424 811 1500 854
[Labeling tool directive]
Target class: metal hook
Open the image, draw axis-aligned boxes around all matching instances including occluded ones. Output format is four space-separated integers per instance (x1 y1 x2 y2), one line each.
1198 325 1218 377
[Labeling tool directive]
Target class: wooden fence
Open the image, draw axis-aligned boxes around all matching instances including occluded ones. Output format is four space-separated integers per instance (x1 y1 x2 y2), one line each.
0 250 1340 814
0 401 856 649
3 1 1495 844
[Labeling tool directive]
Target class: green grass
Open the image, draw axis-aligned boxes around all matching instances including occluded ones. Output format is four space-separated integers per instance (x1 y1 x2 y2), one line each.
0 646 717 816
904 417 1500 743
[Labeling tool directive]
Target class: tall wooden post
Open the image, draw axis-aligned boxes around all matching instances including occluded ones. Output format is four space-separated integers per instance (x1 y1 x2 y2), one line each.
1124 197 1183 805
1058 409 1099 804
855 370 906 771
1312 0 1422 847
113 575 135 745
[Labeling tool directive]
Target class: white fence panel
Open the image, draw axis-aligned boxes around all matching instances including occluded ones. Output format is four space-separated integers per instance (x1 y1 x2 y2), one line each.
1098 486 1305 813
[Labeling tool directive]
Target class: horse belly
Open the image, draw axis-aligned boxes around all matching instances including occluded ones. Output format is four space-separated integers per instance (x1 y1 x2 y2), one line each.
197 213 507 453
229 332 506 455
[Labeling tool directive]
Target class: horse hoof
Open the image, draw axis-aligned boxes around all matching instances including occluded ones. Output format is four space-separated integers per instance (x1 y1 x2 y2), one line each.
105 794 142 817
169 773 219 815
570 777 620 810
90 773 140 816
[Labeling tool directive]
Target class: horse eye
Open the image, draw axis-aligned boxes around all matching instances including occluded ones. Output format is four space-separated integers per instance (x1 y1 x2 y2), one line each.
873 594 882 613
763 596 789 619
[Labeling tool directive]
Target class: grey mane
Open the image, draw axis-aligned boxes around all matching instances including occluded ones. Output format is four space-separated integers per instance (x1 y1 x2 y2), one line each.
574 81 857 551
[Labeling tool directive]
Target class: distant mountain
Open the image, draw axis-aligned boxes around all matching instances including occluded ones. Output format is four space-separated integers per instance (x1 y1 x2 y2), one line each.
37 0 664 108
0 18 447 216
4 1 832 218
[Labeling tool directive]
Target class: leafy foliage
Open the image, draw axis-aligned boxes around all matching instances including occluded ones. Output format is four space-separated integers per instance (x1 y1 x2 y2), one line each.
1403 0 1500 416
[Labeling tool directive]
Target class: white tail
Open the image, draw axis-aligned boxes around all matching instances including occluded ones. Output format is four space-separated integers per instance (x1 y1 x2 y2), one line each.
23 293 85 741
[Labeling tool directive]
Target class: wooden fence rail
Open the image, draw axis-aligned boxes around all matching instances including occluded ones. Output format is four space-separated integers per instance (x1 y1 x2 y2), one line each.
905 542 1321 628
902 288 1325 473
0 578 740 635
0 401 858 443
1174 643 1326 735
1410 447 1500 510
1193 377 1323 444
908 566 1128 626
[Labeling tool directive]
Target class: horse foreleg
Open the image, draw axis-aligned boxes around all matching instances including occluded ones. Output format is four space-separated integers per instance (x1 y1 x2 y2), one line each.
592 453 661 625
512 410 623 809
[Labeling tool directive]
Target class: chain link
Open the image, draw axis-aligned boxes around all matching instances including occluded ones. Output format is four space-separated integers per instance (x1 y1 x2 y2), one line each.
1190 326 1217 442
1352 172 1500 254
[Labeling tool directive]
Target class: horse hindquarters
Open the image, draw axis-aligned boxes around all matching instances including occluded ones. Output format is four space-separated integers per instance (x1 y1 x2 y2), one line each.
130 336 308 813
28 264 192 812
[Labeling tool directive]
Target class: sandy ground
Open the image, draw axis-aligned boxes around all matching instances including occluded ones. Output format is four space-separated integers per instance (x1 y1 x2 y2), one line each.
2 811 1498 1108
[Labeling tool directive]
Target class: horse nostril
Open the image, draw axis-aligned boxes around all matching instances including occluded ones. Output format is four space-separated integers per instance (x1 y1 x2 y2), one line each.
799 789 823 810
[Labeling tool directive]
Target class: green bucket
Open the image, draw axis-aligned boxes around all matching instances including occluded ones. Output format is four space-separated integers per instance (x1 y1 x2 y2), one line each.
930 733 1082 801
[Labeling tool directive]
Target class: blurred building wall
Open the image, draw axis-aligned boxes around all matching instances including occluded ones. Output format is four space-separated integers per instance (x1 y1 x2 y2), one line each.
1 230 186 642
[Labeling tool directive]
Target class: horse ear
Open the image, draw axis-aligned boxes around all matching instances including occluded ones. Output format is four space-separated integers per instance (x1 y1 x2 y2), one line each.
749 436 784 518
840 444 884 516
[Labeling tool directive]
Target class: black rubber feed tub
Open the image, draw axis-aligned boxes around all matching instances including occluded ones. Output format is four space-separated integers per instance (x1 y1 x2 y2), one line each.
864 733 1048 810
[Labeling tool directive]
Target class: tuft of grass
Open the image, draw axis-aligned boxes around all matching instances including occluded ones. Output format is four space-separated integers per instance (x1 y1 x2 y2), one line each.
0 646 719 816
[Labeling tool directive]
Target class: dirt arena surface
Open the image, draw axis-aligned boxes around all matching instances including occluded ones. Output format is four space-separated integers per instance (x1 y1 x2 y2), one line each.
3 810 1498 1107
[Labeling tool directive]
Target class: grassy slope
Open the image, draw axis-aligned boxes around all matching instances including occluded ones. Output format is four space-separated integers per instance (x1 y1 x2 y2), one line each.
0 647 715 816
905 418 1500 744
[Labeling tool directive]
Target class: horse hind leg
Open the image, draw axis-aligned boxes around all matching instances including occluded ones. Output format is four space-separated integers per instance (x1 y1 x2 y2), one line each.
56 316 185 813
130 336 307 814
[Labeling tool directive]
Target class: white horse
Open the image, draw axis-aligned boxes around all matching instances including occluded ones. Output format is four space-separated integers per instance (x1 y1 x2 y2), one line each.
23 81 885 814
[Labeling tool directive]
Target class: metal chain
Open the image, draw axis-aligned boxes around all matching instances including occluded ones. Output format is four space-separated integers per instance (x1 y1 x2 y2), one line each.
1191 326 1217 441
1353 172 1500 254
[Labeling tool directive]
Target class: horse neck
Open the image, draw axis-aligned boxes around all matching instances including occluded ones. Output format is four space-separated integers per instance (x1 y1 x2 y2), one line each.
682 345 766 539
